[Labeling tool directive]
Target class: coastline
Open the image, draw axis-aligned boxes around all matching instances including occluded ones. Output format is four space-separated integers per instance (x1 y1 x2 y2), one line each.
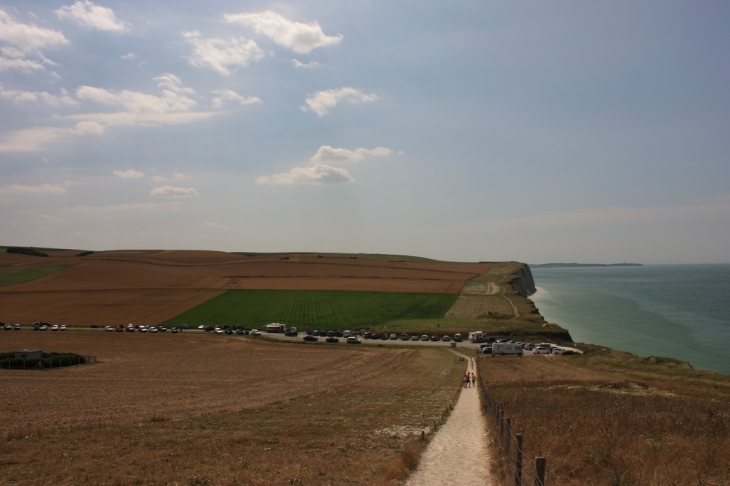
529 265 730 376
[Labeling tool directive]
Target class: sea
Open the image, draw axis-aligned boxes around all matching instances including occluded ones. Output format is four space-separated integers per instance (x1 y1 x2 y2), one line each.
530 264 730 376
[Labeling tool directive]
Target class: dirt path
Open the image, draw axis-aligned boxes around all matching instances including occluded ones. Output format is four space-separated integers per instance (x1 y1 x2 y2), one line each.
407 360 493 486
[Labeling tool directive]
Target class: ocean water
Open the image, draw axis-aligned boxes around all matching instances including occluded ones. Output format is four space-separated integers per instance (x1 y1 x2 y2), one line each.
530 265 730 375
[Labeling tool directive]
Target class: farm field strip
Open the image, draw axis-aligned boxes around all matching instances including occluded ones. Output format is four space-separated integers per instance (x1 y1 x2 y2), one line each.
0 346 466 485
162 289 459 329
0 332 409 436
0 265 71 287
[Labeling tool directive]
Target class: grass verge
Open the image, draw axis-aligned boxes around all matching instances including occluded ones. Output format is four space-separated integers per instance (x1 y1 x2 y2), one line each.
478 346 730 485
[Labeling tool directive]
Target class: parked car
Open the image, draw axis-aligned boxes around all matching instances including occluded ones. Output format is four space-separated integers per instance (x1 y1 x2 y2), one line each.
225 328 233 335
534 347 551 355
326 337 339 343
139 326 148 333
171 327 179 333
198 325 206 329
40 325 48 331
389 334 397 340
380 334 389 340
411 335 419 341
552 348 566 355
215 328 224 334
421 335 429 341
157 325 167 332
236 328 244 335
400 333 409 341
149 327 158 333
346 336 361 344
251 329 261 336
303 335 318 342
285 329 298 337
441 335 451 342
115 325 124 332
454 333 463 342
3 323 11 331
90 323 99 328
430 335 439 341
105 326 114 332
60 324 66 331
14 323 21 330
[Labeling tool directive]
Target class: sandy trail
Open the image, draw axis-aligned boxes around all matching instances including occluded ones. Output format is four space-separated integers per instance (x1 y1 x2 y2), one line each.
407 359 493 486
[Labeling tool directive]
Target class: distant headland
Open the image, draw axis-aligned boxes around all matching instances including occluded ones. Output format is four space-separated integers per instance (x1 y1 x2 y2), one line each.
530 263 643 268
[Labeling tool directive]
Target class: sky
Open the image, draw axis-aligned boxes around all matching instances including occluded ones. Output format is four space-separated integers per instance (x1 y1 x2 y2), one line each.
1 1 729 264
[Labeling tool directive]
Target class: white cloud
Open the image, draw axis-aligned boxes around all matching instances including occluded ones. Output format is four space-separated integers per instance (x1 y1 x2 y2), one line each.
120 52 137 60
62 110 218 127
76 84 197 114
0 183 66 196
310 145 393 164
150 186 199 197
302 87 378 116
153 73 195 95
256 164 354 185
224 11 342 54
0 85 77 106
183 31 263 76
291 59 321 69
113 169 144 179
0 10 69 72
150 175 166 182
0 127 68 152
172 171 190 180
211 88 262 108
55 1 130 33
74 120 105 134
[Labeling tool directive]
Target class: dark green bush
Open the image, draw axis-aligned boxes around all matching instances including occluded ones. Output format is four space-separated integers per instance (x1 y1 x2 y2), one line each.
6 247 48 257
0 352 87 369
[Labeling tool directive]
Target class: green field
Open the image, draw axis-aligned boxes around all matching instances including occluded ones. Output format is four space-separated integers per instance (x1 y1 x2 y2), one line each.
162 289 458 329
0 265 71 287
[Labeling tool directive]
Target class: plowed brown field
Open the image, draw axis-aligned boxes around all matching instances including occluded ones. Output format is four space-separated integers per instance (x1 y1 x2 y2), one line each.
0 331 409 437
0 250 488 325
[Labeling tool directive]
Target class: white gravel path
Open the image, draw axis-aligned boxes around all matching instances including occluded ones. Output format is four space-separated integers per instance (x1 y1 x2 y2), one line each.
407 362 493 486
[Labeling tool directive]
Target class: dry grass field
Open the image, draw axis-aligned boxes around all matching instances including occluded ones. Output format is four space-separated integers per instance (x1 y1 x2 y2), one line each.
478 348 730 486
0 250 489 325
0 336 466 485
0 332 409 437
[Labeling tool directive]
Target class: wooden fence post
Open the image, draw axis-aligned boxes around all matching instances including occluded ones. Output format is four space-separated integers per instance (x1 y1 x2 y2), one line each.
505 417 511 456
535 457 546 486
515 433 523 486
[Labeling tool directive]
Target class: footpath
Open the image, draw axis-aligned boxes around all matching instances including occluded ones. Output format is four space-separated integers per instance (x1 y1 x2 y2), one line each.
407 360 493 485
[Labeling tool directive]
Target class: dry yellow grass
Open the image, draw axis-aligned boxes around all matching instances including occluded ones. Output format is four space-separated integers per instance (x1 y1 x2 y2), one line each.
0 339 465 485
478 350 730 486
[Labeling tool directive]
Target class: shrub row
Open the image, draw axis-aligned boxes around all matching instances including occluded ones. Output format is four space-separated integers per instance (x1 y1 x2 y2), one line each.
6 247 48 257
0 352 87 370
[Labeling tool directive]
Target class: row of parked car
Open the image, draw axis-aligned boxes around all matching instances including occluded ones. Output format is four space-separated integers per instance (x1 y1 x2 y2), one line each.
197 325 262 336
2 322 68 331
477 340 576 356
103 323 185 333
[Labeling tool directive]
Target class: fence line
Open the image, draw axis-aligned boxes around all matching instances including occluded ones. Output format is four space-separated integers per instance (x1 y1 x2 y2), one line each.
477 364 546 486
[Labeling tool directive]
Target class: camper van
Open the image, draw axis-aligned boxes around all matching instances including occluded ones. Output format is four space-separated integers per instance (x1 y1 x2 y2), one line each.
492 342 524 357
468 331 485 343
266 323 286 333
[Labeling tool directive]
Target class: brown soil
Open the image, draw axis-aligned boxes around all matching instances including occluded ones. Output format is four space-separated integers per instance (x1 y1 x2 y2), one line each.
0 331 409 437
0 251 490 325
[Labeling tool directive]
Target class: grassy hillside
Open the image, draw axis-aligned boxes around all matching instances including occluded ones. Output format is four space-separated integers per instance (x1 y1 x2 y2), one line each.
0 265 71 287
163 289 458 329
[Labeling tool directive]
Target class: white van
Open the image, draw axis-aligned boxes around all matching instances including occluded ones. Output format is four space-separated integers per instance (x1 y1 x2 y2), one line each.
343 330 353 338
468 331 485 343
492 342 523 356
